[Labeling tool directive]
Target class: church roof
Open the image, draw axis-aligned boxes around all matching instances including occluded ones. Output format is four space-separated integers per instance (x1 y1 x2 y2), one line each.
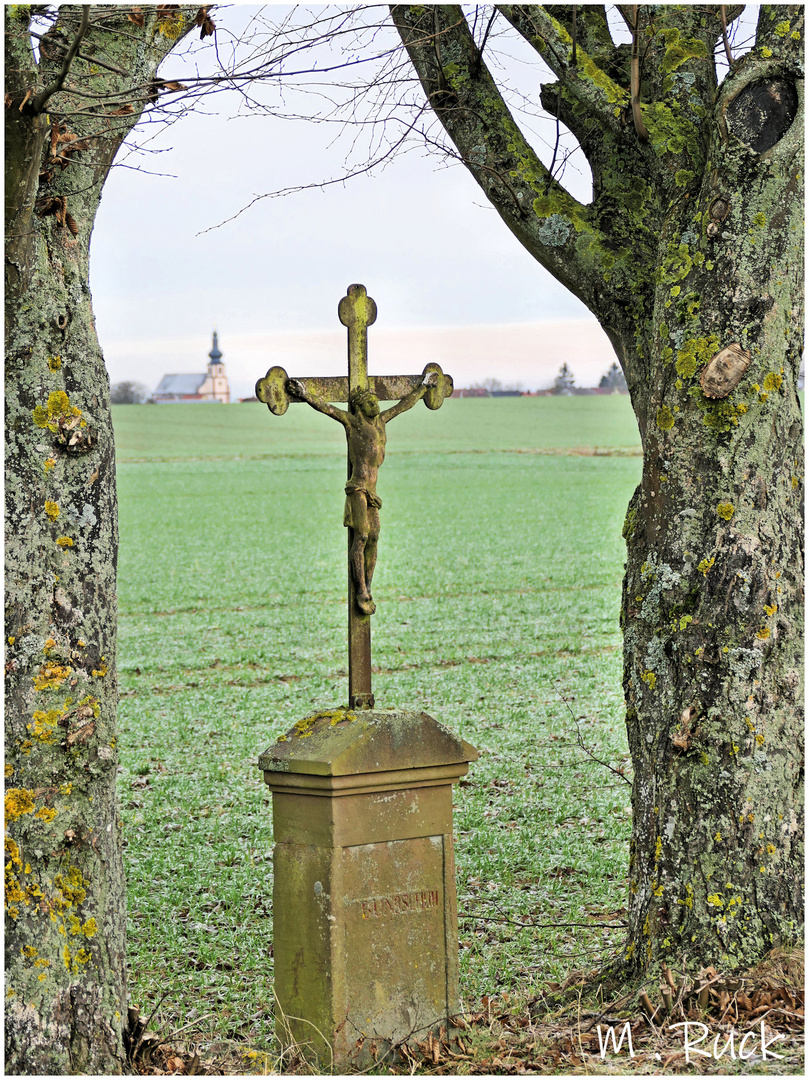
154 373 207 396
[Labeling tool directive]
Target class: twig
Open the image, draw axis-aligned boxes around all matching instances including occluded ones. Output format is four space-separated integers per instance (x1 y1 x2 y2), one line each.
555 688 632 786
719 6 733 68
460 912 627 929
32 6 91 114
629 5 650 143
28 32 129 76
130 990 170 1063
474 8 498 70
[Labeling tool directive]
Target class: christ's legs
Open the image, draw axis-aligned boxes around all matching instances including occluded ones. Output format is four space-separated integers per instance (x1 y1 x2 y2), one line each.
350 531 376 615
364 535 378 592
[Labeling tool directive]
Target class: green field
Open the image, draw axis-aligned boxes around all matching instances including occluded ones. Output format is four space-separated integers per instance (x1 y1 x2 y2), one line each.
114 396 642 1062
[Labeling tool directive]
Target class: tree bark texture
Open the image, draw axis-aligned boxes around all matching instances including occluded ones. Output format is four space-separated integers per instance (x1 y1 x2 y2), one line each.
5 6 195 1072
392 3 804 974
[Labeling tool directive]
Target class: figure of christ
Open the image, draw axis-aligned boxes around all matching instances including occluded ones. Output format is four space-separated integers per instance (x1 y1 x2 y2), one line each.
288 373 437 615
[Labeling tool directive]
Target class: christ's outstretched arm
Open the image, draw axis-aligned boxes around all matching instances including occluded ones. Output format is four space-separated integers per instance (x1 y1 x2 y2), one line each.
380 371 438 423
287 379 349 427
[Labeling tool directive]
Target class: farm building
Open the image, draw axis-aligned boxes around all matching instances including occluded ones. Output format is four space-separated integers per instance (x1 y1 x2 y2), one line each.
151 332 230 403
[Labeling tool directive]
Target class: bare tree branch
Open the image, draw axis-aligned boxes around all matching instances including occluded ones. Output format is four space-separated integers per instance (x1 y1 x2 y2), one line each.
32 5 91 114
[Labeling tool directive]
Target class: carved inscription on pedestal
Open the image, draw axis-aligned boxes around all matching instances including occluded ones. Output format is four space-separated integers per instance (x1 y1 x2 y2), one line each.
357 890 441 919
342 836 448 1036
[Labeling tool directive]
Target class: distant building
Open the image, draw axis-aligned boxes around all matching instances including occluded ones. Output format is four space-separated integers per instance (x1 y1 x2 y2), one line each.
151 332 230 403
451 387 490 398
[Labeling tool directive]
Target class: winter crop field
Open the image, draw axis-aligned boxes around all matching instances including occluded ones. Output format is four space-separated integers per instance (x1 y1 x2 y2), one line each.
113 396 643 1060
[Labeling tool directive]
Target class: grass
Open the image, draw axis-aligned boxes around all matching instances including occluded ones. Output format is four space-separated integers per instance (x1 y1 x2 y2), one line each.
114 396 644 1068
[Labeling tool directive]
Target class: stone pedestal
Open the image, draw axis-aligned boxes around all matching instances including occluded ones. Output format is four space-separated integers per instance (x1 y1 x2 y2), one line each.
258 708 477 1071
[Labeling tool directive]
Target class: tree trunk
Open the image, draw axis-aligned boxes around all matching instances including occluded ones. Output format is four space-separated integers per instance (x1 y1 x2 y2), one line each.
4 7 195 1071
392 3 804 974
619 65 804 973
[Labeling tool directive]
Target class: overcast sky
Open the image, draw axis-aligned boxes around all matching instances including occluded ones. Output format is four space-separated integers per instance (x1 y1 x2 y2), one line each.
88 4 751 399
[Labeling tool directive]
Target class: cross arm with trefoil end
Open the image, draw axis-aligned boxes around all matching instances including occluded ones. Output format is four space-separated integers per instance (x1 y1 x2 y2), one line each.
255 284 453 710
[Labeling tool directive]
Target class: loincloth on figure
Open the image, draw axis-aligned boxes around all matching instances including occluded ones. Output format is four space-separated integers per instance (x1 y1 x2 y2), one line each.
343 481 382 530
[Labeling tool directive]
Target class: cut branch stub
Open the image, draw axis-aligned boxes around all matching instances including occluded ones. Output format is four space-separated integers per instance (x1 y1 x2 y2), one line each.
726 78 799 154
700 343 751 399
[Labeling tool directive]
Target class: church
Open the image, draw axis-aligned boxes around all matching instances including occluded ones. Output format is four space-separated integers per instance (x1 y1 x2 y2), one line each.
151 332 230 403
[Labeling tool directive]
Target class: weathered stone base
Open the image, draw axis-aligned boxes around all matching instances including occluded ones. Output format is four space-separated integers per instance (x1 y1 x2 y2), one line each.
259 708 477 1072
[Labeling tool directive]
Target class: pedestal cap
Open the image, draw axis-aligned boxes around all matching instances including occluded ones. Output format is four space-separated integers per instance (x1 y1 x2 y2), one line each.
258 707 478 780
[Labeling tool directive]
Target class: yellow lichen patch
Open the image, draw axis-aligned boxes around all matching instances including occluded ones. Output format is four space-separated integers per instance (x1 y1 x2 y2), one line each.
44 457 56 473
44 638 56 651
44 501 60 521
756 626 771 639
5 870 28 914
676 334 719 380
33 390 82 433
22 945 38 959
764 603 777 616
5 836 22 869
5 788 35 822
91 660 108 678
5 764 14 778
54 866 87 907
156 9 185 37
82 917 98 938
656 405 675 431
60 782 73 795
641 671 657 690
716 502 734 521
762 372 783 392
33 663 72 691
56 536 74 547
697 557 715 576
29 708 61 744
47 355 62 371
34 807 58 823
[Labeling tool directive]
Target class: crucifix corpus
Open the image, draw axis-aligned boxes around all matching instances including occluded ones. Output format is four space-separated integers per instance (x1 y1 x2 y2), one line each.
256 283 453 710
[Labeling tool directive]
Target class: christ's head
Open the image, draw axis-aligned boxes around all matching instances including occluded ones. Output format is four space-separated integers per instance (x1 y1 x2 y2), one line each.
350 388 380 418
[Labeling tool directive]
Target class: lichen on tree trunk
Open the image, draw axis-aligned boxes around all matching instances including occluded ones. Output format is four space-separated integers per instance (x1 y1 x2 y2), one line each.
393 3 804 974
4 6 196 1072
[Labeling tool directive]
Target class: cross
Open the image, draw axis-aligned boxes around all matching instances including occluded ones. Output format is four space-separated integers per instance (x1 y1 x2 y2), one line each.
256 284 453 710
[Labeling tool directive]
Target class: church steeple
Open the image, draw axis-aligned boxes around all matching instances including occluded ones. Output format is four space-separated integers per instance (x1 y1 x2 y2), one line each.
208 330 223 367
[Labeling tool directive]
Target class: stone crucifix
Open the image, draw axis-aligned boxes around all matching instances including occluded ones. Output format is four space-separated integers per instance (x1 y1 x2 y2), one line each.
256 284 453 710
